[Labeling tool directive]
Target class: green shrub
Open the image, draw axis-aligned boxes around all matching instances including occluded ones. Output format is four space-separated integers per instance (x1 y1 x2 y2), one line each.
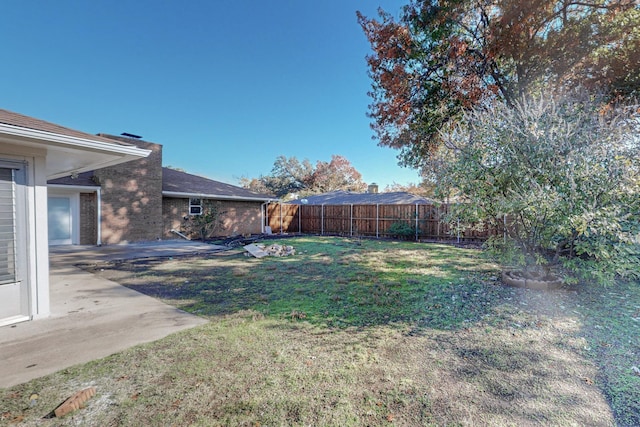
388 221 416 240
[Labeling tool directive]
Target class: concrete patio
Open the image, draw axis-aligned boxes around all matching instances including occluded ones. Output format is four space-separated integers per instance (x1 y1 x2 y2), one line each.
0 241 226 388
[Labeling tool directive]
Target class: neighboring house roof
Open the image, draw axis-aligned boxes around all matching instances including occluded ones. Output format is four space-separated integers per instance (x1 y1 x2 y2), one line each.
162 167 275 202
288 190 434 205
0 108 150 179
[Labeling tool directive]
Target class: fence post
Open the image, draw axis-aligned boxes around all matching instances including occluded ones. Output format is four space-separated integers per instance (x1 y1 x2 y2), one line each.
376 204 379 238
350 204 353 236
321 204 325 236
415 204 419 241
457 217 460 243
298 205 301 234
437 205 441 240
280 203 283 234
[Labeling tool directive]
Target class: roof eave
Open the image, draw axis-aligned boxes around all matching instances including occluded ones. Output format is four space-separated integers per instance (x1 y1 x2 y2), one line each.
0 123 150 156
0 123 151 179
163 191 276 202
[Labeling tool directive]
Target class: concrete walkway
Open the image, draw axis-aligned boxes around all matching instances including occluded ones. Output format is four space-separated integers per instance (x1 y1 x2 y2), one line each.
0 241 225 388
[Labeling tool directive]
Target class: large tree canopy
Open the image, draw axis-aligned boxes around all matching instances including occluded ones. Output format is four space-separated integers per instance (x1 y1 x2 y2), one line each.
357 0 640 168
240 155 367 198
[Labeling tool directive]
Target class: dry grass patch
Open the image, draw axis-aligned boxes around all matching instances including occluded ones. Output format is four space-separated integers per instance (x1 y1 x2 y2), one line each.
0 311 615 426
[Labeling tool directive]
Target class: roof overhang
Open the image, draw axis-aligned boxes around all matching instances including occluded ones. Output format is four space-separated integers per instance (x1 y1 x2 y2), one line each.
0 123 150 179
163 191 275 203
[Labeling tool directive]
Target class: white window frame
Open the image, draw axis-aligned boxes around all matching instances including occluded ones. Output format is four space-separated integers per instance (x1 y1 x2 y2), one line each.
189 198 202 215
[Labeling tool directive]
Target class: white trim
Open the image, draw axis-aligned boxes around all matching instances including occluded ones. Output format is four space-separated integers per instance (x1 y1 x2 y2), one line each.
47 184 100 191
163 191 274 203
47 184 102 245
0 123 151 158
0 315 31 327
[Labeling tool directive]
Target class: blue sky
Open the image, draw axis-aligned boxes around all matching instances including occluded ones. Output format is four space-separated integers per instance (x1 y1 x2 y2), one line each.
1 1 419 189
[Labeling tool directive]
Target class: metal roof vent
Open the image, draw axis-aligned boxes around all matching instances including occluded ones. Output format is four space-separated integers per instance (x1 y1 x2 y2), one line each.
121 132 142 139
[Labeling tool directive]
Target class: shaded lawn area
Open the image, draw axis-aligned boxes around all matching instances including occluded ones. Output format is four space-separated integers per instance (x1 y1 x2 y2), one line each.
2 236 638 426
92 237 504 330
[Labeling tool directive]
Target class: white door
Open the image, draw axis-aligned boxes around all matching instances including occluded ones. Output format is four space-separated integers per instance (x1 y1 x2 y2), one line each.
48 196 73 245
47 191 80 246
0 163 29 324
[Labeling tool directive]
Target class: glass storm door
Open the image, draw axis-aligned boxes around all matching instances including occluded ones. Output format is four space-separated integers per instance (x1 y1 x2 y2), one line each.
48 196 73 245
0 164 29 324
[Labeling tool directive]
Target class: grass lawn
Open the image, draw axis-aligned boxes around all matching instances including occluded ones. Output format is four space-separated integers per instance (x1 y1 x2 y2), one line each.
2 236 639 426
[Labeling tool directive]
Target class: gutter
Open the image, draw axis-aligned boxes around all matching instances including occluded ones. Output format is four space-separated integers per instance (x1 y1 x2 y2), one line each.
47 184 100 191
0 123 151 158
162 191 275 203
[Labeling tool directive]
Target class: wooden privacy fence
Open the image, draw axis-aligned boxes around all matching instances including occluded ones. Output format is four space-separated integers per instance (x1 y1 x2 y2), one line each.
266 203 499 242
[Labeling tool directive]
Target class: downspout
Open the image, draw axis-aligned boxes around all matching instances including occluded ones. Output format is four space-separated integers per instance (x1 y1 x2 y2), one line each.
261 201 269 234
96 187 102 246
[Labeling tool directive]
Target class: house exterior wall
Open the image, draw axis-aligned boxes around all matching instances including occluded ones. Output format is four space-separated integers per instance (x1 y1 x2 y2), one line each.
93 137 163 243
79 192 97 245
163 198 265 239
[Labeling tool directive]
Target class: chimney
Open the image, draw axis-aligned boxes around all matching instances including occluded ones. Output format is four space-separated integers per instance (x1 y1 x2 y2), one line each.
368 183 379 194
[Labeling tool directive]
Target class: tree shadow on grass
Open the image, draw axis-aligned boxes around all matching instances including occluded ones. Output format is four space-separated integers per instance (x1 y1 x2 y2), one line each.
87 238 510 332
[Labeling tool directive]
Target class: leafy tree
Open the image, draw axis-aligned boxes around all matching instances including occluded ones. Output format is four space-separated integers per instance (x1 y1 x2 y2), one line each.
237 176 270 195
436 90 640 285
384 181 435 197
357 0 640 169
308 155 367 194
241 155 366 198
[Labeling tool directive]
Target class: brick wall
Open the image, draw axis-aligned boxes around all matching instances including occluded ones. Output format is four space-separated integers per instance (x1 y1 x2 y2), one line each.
94 136 164 243
163 198 264 239
79 192 97 245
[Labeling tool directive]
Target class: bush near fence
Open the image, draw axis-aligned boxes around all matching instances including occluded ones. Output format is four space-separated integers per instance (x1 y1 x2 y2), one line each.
265 203 499 242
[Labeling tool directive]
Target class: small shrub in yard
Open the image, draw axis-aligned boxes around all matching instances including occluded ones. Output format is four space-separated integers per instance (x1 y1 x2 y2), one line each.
387 221 415 240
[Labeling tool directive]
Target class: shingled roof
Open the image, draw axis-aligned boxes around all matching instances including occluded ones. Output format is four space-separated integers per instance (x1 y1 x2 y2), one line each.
0 109 134 147
288 190 433 205
162 167 275 202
